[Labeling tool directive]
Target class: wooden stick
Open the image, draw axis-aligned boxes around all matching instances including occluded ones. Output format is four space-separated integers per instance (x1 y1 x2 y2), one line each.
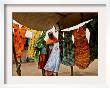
71 66 73 76
56 72 58 76
13 34 21 76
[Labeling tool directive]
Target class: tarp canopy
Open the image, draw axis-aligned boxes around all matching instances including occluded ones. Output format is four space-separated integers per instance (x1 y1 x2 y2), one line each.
13 12 98 31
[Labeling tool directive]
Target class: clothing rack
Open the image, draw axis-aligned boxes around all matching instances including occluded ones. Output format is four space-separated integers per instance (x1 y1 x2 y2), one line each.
56 18 94 76
61 19 93 32
13 17 96 76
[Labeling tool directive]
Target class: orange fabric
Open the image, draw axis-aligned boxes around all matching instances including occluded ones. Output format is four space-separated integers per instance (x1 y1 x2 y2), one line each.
13 24 26 59
73 26 90 69
46 37 58 44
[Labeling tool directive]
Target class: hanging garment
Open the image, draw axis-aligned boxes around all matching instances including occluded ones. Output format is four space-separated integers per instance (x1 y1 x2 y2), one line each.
61 31 74 66
27 30 42 59
44 43 60 72
86 17 98 61
13 24 27 60
73 26 90 69
34 32 46 62
34 44 43 62
59 31 64 61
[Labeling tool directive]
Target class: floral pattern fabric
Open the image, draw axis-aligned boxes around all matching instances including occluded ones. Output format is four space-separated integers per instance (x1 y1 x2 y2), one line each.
73 26 90 69
27 30 42 59
61 31 74 66
13 23 27 59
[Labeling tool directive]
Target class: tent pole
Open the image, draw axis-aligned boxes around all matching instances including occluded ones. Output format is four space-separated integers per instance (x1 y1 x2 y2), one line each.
71 66 73 76
56 72 58 76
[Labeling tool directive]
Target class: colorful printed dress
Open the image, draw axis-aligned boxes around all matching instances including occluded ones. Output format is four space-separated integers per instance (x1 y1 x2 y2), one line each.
27 30 42 59
13 24 27 60
58 31 63 61
73 26 90 69
61 31 74 66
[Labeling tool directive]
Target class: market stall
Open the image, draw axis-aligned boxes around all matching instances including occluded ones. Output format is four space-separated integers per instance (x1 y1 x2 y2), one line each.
12 12 98 76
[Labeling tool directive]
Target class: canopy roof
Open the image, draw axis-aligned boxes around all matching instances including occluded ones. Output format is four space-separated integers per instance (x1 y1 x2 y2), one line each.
13 12 98 31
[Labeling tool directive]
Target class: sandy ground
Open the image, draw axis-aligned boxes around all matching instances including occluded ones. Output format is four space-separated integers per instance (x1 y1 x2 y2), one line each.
12 59 98 76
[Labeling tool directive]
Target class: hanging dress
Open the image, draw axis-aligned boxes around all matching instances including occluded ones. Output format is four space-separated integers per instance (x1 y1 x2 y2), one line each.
13 24 27 60
58 31 63 61
86 17 98 61
34 32 46 62
61 31 74 66
73 26 90 69
44 42 60 72
27 30 42 59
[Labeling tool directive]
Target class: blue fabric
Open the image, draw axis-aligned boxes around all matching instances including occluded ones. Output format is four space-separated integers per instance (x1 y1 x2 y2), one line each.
41 47 47 54
44 43 60 72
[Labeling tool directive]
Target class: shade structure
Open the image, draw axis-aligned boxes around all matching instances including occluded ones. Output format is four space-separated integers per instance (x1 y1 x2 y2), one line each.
13 12 98 30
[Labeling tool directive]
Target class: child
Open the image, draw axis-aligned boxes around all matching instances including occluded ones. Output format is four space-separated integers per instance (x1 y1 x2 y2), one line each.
38 40 47 76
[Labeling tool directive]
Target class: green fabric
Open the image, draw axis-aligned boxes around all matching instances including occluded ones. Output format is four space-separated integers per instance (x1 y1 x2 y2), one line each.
62 31 74 66
34 32 46 62
86 17 98 61
59 31 63 61
34 44 44 62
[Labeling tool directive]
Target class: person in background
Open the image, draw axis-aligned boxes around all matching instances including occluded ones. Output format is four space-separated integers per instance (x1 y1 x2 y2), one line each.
37 40 47 76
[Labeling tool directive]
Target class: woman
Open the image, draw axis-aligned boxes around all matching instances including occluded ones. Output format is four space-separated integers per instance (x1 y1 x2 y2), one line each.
44 32 60 76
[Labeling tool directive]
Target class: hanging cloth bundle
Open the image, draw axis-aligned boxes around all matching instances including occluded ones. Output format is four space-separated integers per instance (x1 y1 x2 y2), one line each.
72 26 90 69
13 23 27 76
61 31 74 66
59 31 64 61
27 30 42 59
85 17 98 61
34 31 46 62
13 24 27 60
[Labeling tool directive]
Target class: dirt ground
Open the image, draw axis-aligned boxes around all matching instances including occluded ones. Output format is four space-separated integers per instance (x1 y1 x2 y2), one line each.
12 59 98 76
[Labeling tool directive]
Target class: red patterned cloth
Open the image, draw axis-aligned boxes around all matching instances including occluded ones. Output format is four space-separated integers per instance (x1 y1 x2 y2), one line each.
38 54 47 69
